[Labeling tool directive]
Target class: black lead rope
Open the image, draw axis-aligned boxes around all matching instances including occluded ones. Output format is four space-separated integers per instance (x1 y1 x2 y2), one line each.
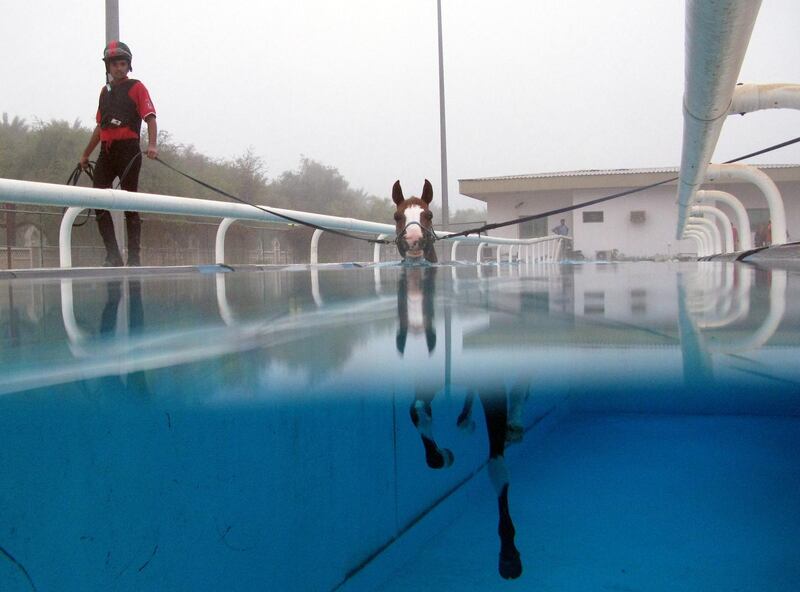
66 162 96 227
445 134 800 240
153 156 395 245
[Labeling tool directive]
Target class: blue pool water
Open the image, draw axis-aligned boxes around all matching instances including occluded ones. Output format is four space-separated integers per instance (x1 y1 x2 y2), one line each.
1 261 799 591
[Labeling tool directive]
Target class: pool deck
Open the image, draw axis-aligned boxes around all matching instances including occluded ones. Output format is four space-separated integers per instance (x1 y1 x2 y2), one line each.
1 242 799 280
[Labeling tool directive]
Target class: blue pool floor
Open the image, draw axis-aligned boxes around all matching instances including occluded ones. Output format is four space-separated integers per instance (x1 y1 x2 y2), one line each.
360 414 800 592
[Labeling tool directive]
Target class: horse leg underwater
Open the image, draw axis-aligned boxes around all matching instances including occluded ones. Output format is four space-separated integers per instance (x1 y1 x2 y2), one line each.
409 389 454 469
479 391 523 580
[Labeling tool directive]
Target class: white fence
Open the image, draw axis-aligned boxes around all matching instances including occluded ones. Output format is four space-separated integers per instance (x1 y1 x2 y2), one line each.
0 177 570 268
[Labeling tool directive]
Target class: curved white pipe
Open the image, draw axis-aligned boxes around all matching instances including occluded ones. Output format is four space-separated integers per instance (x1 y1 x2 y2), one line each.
450 240 460 262
476 242 486 263
697 265 751 329
687 219 721 255
707 269 787 353
310 268 322 307
310 229 324 265
685 230 708 257
373 233 389 263
689 205 733 253
215 273 235 326
730 83 800 115
675 0 762 238
696 189 752 250
705 164 786 246
59 207 86 268
685 227 711 257
215 217 237 265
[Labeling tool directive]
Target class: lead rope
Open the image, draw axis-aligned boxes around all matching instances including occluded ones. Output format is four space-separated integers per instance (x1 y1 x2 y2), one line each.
152 155 395 245
65 162 96 227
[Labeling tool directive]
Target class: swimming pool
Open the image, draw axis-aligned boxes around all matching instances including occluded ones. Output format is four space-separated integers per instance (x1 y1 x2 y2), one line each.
1 261 799 591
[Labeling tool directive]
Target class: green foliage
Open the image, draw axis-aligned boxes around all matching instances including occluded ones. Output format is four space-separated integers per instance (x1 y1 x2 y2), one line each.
0 112 479 227
0 112 400 224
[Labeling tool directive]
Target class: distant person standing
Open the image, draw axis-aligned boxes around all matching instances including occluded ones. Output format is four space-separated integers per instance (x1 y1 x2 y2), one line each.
551 218 569 236
79 41 158 266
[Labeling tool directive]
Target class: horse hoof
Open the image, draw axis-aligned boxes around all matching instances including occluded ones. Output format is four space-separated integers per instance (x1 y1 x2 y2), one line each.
426 447 454 469
499 549 522 580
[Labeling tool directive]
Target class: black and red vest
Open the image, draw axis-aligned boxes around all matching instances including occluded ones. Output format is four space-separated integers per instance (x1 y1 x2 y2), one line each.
99 79 142 134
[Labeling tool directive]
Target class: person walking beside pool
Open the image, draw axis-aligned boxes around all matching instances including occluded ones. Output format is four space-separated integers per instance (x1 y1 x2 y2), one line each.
79 41 158 267
552 218 569 236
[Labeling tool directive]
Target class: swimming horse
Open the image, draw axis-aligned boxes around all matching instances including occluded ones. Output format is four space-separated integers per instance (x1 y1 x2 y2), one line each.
409 385 525 579
389 218 524 577
392 180 438 263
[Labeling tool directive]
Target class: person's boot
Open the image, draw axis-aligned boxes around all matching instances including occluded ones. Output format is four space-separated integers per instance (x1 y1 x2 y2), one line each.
96 210 123 267
126 212 142 267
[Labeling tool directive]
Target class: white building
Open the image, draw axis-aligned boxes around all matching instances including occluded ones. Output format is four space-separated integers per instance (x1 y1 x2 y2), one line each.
460 165 800 259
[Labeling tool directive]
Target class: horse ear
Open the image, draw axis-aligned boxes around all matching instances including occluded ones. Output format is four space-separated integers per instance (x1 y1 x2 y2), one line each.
421 179 433 204
392 180 404 205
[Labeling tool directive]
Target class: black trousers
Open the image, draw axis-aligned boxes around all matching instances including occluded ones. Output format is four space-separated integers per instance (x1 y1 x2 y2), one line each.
93 139 142 262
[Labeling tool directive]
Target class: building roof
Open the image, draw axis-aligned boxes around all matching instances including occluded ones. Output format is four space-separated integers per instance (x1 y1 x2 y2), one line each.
460 164 800 201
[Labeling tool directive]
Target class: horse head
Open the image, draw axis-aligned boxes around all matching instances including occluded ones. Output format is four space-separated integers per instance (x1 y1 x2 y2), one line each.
392 180 438 263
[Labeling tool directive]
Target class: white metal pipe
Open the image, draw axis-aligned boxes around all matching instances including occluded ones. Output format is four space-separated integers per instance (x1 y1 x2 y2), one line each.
373 233 389 263
687 224 715 257
689 205 733 254
310 268 322 306
1 177 531 268
708 269 787 353
675 0 762 238
705 163 786 246
476 242 486 263
695 189 752 250
697 265 751 329
215 217 237 265
310 229 324 265
59 207 86 268
215 274 235 326
687 218 721 254
685 229 709 257
450 240 460 262
684 232 705 257
730 83 800 115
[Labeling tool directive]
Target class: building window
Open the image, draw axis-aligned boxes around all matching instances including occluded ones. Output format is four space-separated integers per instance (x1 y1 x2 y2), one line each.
519 217 548 238
631 288 647 314
583 211 604 223
583 291 605 315
630 210 646 224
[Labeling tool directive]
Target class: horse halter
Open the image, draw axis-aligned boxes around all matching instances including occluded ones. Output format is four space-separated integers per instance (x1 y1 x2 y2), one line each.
395 220 438 259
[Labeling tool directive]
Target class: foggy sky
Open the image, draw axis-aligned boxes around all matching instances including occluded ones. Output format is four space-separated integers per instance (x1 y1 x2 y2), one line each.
2 1 799 212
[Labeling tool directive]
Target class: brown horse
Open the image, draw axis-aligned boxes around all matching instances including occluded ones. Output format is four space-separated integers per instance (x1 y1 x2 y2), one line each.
392 180 438 262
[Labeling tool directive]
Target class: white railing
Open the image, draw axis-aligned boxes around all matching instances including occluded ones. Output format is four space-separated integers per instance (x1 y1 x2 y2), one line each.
0 177 569 268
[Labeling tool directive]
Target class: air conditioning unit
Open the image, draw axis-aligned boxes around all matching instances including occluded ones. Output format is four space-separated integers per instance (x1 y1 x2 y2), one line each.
630 210 646 224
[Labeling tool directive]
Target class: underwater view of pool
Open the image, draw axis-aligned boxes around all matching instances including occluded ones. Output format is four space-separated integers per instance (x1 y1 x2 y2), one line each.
1 261 799 591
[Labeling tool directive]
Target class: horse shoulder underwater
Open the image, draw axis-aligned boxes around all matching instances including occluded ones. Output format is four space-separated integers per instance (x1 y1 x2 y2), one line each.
392 179 438 263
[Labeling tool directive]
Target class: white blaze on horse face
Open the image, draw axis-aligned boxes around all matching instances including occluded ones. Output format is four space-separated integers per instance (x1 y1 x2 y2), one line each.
403 205 425 255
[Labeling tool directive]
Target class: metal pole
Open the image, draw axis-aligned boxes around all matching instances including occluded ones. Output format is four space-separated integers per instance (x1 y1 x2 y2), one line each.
5 204 15 270
436 0 450 229
105 0 119 43
104 0 127 256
